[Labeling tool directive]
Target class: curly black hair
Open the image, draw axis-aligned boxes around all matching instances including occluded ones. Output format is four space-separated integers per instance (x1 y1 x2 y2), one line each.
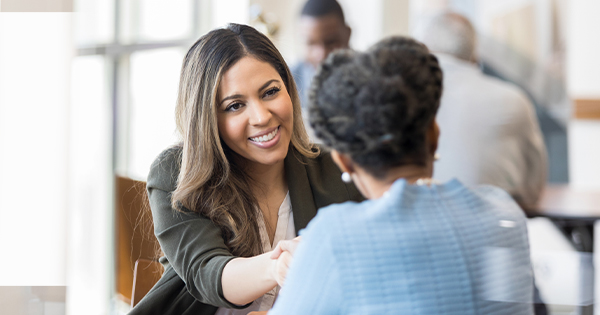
308 36 443 178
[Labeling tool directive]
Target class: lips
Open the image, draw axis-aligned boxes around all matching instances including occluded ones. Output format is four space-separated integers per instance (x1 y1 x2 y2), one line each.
248 126 281 149
249 126 279 143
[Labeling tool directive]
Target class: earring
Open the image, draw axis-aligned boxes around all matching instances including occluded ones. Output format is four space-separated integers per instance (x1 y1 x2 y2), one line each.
341 172 352 183
434 153 441 161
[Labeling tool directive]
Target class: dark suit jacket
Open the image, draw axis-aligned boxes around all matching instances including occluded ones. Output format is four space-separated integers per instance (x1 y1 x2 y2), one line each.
129 145 363 315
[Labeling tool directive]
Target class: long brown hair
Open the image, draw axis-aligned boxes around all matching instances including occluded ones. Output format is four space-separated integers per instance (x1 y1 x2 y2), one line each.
172 24 317 257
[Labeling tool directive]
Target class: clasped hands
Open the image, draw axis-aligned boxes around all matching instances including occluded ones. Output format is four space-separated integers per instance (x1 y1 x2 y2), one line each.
269 236 301 287
249 238 300 315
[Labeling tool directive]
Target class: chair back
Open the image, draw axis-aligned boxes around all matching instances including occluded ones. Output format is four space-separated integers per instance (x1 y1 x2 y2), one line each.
115 176 161 304
131 258 164 307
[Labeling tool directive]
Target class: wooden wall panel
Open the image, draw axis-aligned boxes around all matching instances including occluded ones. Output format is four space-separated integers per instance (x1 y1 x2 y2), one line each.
574 99 600 120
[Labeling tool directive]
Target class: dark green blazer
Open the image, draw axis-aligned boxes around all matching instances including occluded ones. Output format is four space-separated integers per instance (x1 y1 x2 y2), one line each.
129 145 363 315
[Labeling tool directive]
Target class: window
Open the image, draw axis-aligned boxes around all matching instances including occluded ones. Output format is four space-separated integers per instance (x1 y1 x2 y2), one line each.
72 1 212 312
75 0 205 181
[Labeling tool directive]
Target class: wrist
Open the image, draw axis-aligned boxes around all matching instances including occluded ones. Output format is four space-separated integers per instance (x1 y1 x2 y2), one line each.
268 254 279 283
256 251 278 287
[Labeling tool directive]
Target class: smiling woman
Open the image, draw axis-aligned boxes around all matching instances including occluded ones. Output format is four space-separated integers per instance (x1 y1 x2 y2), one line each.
217 57 294 168
129 24 362 315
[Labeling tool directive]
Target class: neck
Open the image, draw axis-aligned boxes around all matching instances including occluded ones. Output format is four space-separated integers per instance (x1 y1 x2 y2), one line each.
356 162 433 199
245 160 287 195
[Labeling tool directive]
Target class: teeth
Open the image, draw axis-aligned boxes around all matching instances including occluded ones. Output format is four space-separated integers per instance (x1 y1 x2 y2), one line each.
251 128 278 143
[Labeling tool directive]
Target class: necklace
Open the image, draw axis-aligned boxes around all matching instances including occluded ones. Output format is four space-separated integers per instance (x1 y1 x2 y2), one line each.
414 178 439 186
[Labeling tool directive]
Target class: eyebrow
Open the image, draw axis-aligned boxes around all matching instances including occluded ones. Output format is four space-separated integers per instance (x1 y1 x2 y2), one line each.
219 79 280 105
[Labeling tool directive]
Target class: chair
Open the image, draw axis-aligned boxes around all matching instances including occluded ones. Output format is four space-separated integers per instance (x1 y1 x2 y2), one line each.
115 176 162 305
131 258 164 307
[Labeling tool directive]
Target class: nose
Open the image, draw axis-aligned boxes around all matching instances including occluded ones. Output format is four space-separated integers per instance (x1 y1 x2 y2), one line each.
248 100 272 126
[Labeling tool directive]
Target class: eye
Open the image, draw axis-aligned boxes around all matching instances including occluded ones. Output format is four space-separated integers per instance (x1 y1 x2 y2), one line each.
264 87 281 98
225 102 244 112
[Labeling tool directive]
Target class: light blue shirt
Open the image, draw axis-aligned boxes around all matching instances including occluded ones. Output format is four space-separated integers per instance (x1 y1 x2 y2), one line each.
290 61 315 110
270 178 534 315
291 61 320 143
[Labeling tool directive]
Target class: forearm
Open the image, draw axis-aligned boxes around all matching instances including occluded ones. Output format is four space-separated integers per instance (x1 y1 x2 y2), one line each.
221 251 278 305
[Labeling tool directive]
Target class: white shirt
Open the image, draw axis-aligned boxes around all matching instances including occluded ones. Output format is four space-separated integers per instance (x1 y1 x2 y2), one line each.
433 53 547 206
215 192 295 314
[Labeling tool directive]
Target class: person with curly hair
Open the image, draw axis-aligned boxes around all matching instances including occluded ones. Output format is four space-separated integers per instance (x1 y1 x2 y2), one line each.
267 37 535 315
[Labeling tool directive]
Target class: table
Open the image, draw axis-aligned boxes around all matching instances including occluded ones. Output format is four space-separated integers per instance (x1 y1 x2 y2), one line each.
525 185 600 315
526 185 600 221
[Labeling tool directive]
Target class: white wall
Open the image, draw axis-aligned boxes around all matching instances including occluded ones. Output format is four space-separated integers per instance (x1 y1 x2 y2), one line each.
566 0 600 189
211 0 250 29
340 0 384 51
566 0 600 98
0 13 71 286
341 0 411 51
568 121 600 189
382 0 410 39
250 0 304 64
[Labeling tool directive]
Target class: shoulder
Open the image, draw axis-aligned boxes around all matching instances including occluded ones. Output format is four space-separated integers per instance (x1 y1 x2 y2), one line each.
487 77 530 104
440 56 530 105
438 181 528 230
471 184 517 204
453 67 535 120
147 145 182 192
477 72 528 104
469 184 527 221
303 199 365 235
471 72 532 110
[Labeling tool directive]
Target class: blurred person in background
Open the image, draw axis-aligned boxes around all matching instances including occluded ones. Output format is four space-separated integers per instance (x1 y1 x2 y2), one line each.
414 12 547 209
129 23 362 315
291 0 351 140
266 36 535 315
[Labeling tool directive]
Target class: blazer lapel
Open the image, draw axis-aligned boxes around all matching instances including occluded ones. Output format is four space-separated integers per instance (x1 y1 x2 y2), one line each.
285 147 317 234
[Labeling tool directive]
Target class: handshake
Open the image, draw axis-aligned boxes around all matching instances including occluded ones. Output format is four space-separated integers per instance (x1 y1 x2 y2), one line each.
269 236 302 287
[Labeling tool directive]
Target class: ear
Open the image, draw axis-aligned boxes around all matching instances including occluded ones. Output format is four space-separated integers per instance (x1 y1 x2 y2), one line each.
427 119 440 155
331 150 354 174
344 26 352 48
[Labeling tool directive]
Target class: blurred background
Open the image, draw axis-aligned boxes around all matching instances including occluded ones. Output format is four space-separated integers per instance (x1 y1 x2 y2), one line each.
0 0 599 314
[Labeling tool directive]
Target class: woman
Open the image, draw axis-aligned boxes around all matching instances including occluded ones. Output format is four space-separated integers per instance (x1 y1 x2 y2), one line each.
268 37 535 314
129 24 362 315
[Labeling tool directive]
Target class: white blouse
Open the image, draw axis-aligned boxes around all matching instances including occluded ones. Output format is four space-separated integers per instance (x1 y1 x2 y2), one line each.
215 192 295 314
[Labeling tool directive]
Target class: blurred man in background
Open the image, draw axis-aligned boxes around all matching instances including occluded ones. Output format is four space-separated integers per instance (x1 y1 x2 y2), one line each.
415 12 547 208
292 0 351 141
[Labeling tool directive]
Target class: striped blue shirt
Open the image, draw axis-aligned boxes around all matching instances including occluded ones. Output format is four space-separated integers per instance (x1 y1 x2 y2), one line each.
270 178 534 315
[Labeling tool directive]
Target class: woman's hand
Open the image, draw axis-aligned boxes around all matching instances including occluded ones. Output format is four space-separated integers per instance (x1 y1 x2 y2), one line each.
270 236 302 287
221 236 302 305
